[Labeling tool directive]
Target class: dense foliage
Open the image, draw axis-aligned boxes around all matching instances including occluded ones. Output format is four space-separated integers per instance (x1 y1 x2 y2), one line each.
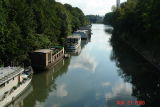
111 39 160 107
0 0 89 66
104 0 160 66
103 12 114 25
86 15 103 23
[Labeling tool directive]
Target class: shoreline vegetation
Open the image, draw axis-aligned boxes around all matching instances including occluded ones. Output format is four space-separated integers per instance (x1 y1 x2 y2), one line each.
86 15 104 24
0 0 90 66
104 0 160 70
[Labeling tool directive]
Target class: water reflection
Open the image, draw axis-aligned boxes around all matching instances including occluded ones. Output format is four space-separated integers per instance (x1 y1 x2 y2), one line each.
111 39 160 107
69 52 97 72
101 82 111 87
8 85 33 107
105 25 113 34
49 83 68 97
105 83 133 101
22 59 71 107
81 39 90 49
12 24 152 107
67 45 82 56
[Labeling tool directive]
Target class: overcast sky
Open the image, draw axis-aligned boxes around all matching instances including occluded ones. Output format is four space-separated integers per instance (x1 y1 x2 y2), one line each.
56 0 127 16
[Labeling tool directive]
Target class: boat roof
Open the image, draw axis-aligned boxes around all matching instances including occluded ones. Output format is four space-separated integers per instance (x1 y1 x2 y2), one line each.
76 30 87 32
0 67 24 85
67 35 81 39
73 34 81 36
33 49 52 53
73 32 87 37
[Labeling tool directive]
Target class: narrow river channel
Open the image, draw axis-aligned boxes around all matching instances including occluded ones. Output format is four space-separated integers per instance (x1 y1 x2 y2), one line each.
12 24 160 107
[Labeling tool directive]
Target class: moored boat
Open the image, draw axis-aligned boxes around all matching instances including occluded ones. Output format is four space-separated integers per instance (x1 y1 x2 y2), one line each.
30 47 64 71
79 25 92 35
68 45 82 56
73 30 88 39
0 66 33 107
66 35 81 51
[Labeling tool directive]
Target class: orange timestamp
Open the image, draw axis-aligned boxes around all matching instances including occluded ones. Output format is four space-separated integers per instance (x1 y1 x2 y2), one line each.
116 100 145 106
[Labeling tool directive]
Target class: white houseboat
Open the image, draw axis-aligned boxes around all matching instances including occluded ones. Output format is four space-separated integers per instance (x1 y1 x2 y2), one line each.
0 66 32 107
66 35 81 51
79 25 92 35
73 30 88 39
69 45 82 56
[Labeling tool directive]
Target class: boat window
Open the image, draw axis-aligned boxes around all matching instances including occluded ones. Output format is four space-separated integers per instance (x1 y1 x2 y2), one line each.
7 81 9 84
48 53 51 63
13 77 14 80
0 83 5 88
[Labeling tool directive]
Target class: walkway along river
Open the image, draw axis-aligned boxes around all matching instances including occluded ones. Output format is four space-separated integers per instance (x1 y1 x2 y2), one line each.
11 24 160 107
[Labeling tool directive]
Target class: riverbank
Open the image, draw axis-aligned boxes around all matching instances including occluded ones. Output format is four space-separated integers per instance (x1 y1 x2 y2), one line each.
0 0 90 66
103 0 160 72
111 36 160 71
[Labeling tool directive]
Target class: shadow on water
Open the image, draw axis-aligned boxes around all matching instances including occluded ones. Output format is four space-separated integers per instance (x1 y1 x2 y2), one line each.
7 85 33 107
12 36 91 107
81 37 91 49
110 39 160 107
20 59 71 107
105 25 113 34
67 45 82 56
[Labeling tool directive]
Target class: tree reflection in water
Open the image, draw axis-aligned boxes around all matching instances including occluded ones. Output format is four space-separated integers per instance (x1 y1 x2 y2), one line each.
22 59 71 107
110 39 160 107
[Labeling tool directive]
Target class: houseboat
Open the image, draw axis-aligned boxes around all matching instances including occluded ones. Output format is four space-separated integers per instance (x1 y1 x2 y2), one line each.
73 30 88 39
79 25 92 35
0 66 33 107
69 45 82 56
66 35 81 51
8 85 33 107
30 47 64 71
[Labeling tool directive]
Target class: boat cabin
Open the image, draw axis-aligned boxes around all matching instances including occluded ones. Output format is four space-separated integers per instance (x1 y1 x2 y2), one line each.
66 35 81 51
67 35 81 44
30 47 64 71
0 67 32 106
73 30 88 39
30 49 53 69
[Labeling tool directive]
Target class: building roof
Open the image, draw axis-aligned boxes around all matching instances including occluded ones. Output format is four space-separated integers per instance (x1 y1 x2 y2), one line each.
33 49 52 53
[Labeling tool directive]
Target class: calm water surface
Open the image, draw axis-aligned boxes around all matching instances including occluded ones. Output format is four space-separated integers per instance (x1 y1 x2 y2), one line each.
13 24 160 107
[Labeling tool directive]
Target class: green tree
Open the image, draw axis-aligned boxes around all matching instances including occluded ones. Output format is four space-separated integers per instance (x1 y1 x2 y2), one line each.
0 0 89 66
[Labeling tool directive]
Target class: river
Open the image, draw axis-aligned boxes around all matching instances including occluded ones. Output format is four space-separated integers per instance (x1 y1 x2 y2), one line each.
11 24 160 107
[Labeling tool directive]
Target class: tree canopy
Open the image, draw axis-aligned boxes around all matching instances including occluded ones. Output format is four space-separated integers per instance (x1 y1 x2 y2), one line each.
0 0 89 66
86 15 103 24
104 0 160 69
